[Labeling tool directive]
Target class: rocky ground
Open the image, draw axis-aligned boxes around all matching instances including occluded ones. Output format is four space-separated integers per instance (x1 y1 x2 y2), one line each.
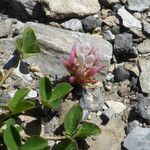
0 0 150 150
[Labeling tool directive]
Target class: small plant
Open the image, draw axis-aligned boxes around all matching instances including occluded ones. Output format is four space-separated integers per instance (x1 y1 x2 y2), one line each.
61 42 104 85
3 119 48 150
0 88 36 124
39 77 73 109
55 104 101 149
0 27 41 86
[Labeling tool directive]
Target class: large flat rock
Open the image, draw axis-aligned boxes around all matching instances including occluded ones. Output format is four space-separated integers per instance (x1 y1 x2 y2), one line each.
24 22 112 78
0 22 112 79
139 57 150 94
0 0 100 21
44 0 101 19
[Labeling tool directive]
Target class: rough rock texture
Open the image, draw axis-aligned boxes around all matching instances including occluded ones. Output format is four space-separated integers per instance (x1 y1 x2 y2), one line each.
0 21 112 78
142 20 150 36
139 58 150 94
136 96 150 123
137 39 150 54
0 0 100 20
88 117 125 150
127 0 150 12
118 7 142 30
123 127 150 150
44 0 101 19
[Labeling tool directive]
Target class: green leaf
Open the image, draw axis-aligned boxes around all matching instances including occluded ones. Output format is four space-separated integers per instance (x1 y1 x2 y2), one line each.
4 125 21 150
16 27 40 58
5 118 16 126
64 104 83 136
49 99 62 109
74 122 101 138
50 83 73 102
55 139 78 150
22 136 48 150
12 101 35 113
39 77 52 102
8 88 35 113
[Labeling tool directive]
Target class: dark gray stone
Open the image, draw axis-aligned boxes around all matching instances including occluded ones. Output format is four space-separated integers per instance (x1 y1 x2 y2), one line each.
142 20 150 36
114 33 133 50
136 96 150 122
82 16 102 32
114 66 130 82
123 127 150 150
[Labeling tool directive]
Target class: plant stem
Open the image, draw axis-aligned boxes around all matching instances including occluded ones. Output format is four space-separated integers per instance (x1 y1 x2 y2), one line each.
0 67 15 87
44 136 66 141
23 134 66 141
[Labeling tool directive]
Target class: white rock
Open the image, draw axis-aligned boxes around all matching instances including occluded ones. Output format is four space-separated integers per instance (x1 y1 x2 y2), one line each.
27 89 38 98
61 19 82 31
118 7 142 30
44 0 101 19
105 101 126 115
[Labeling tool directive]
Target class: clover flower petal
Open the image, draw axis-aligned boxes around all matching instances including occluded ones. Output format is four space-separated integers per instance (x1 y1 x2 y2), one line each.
61 42 104 85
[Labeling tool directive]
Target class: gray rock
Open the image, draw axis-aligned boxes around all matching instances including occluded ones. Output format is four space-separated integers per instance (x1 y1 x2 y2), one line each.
0 19 12 38
102 107 116 122
137 39 150 54
123 127 150 150
87 117 125 150
118 7 142 30
23 22 112 78
44 0 101 19
80 85 106 111
127 0 150 12
105 101 126 115
139 58 150 93
114 66 130 82
103 30 115 41
136 96 150 122
128 120 142 133
1 0 100 20
0 21 112 79
114 33 133 50
61 19 83 31
82 16 102 32
142 20 150 36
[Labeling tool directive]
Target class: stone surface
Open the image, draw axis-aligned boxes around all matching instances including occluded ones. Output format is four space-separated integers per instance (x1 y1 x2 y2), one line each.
44 0 101 19
23 22 112 78
137 39 150 54
82 16 101 32
0 0 101 20
127 0 150 12
114 33 133 51
0 19 12 38
139 58 150 93
103 30 115 41
136 96 150 122
114 66 130 82
123 127 150 150
87 117 125 150
118 7 142 30
61 19 83 31
142 20 150 36
80 83 106 111
105 101 126 115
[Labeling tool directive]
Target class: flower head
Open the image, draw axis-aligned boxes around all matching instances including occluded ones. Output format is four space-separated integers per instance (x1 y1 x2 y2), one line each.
61 42 104 85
